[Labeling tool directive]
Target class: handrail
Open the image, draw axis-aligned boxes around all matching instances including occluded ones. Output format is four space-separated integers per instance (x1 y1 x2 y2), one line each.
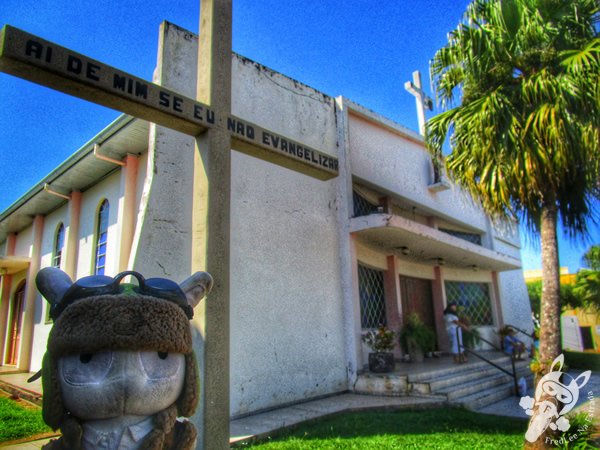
457 327 519 396
504 323 535 339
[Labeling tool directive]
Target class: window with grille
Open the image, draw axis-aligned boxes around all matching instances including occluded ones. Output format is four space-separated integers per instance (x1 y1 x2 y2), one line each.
52 223 65 269
353 190 379 217
94 200 110 275
445 281 493 325
439 228 482 246
358 264 386 329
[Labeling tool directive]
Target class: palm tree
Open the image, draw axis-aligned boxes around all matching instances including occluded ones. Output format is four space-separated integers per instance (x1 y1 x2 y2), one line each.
426 0 599 371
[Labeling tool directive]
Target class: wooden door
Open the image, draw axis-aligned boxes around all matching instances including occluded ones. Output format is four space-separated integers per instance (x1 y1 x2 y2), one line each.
5 283 25 365
400 276 436 332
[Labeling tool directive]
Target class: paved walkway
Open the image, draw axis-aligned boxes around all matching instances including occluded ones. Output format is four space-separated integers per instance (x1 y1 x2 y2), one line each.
476 369 600 421
1 369 598 448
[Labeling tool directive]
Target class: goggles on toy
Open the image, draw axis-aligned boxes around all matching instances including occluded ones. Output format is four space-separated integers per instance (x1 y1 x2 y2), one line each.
50 271 193 320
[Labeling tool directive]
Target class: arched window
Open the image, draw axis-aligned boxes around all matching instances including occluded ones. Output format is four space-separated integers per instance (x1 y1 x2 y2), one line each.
52 223 65 268
94 200 110 275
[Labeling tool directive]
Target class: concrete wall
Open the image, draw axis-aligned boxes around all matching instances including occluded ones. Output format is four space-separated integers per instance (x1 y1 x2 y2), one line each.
229 54 346 417
498 269 533 333
14 226 33 258
491 223 533 335
129 22 198 281
76 172 121 278
354 239 387 271
30 206 69 370
348 113 488 233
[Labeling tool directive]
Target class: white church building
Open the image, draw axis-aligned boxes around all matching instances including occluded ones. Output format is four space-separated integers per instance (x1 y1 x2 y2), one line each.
0 22 531 418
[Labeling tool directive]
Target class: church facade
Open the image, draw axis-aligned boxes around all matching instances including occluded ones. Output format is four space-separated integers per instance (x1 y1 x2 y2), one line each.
0 22 531 418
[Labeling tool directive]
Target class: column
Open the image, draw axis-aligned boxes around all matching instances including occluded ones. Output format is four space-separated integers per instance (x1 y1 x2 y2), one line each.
0 234 17 364
65 191 81 280
334 96 362 385
491 271 504 328
432 266 448 352
119 154 139 272
384 255 402 358
19 215 44 371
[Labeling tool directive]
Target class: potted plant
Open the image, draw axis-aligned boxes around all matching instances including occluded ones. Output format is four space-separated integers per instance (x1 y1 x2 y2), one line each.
361 325 397 373
462 325 481 350
400 313 435 363
458 315 480 350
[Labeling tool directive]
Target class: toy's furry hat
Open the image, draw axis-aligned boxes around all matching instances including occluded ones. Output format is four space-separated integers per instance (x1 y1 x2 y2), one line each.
36 268 212 430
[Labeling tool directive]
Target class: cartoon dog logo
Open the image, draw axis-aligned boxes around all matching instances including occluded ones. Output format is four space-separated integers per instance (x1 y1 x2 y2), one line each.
520 354 591 442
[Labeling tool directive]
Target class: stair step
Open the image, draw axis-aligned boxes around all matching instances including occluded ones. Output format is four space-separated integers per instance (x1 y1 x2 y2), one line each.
353 353 534 403
413 364 514 394
411 358 531 394
354 373 408 397
436 373 516 400
450 382 516 410
407 355 515 383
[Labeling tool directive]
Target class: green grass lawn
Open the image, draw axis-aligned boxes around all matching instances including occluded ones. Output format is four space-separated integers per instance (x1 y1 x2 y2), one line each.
0 396 51 443
237 408 528 449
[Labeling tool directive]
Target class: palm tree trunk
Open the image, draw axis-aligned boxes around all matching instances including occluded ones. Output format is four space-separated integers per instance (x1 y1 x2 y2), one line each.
524 203 562 449
539 203 561 365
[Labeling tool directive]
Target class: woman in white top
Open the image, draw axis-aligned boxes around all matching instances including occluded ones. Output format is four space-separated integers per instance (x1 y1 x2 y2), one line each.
444 302 468 363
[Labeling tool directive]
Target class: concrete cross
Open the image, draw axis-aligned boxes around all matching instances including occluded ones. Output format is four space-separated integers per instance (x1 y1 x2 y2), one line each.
0 2 338 448
404 70 433 136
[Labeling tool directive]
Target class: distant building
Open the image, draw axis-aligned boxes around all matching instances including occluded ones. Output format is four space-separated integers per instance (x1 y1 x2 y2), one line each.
0 22 532 417
523 267 576 285
524 267 598 353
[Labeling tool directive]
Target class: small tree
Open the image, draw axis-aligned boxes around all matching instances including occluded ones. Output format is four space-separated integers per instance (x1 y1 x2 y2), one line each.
582 245 600 271
573 245 600 310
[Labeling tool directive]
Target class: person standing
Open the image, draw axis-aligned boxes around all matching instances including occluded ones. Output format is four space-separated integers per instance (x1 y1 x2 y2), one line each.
444 302 469 363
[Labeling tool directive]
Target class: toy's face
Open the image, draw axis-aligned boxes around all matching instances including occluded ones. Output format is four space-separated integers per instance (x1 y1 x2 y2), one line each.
58 350 185 419
534 372 579 411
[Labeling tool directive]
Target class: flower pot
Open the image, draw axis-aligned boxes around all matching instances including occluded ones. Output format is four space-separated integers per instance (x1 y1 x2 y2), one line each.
368 352 395 373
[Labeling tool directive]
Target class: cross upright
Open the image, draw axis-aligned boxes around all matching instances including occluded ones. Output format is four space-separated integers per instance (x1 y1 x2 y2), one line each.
404 70 433 136
193 1 232 448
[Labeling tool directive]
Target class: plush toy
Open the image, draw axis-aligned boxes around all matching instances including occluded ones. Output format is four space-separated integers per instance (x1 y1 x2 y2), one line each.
34 267 212 450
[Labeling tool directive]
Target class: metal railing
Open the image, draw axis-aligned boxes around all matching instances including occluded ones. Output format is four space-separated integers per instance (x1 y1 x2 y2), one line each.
457 327 519 396
503 324 535 339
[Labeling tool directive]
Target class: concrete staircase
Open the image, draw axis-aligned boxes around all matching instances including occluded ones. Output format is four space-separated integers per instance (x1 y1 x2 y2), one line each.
354 354 533 410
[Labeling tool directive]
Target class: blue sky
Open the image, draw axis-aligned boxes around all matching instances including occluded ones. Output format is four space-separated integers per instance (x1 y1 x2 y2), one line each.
0 0 597 273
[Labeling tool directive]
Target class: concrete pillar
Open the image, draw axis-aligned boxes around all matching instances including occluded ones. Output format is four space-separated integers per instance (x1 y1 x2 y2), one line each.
384 255 402 358
119 154 139 272
491 271 504 328
334 96 362 385
65 191 81 280
129 22 197 279
379 196 393 214
19 215 44 371
348 234 363 366
426 216 438 229
432 265 448 352
0 234 17 365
